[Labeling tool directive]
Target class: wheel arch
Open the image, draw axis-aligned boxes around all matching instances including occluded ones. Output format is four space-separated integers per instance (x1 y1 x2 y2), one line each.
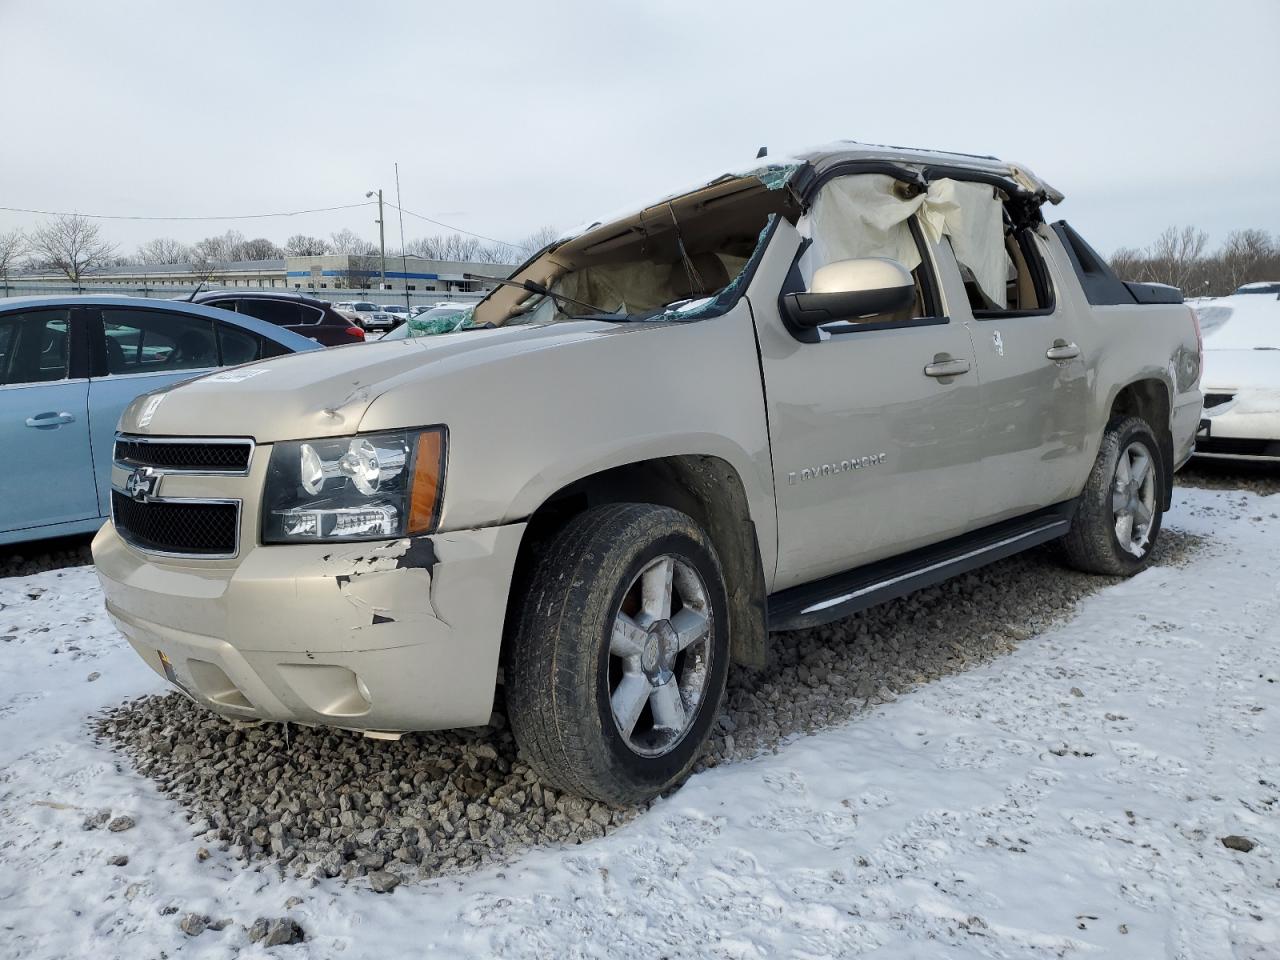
1106 377 1174 509
503 454 770 670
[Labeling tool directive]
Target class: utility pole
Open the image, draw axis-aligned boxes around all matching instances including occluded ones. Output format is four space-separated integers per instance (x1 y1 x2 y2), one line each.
366 188 387 292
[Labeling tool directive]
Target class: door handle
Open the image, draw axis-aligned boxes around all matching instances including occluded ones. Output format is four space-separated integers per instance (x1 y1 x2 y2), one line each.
1046 340 1080 361
923 355 971 379
25 411 76 428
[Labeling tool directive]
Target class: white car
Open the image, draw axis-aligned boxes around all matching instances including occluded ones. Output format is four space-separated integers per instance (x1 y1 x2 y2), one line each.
337 300 396 331
1193 290 1280 460
380 304 412 322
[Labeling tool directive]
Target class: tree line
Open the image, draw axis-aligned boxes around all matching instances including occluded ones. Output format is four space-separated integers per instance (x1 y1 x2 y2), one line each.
1110 226 1278 297
11 214 1272 297
0 215 560 286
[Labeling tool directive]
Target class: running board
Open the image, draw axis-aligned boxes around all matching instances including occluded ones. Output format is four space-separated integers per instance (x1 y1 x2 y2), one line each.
766 500 1078 631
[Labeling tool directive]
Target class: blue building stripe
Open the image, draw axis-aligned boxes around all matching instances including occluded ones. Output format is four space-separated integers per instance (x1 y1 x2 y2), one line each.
285 269 442 280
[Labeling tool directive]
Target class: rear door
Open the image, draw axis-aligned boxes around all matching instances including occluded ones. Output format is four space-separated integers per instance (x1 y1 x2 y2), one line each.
948 225 1090 523
0 307 97 533
749 216 983 591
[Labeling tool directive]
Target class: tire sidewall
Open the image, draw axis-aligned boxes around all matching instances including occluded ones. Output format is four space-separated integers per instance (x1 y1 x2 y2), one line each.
589 527 730 796
1103 420 1164 571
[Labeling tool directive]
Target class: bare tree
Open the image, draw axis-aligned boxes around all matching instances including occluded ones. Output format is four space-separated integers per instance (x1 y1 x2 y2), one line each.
0 228 26 292
238 237 284 261
518 224 560 258
191 230 247 264
284 234 331 257
1220 228 1275 291
329 228 376 256
1145 225 1209 291
333 254 377 290
1108 246 1145 281
137 237 191 264
28 215 117 286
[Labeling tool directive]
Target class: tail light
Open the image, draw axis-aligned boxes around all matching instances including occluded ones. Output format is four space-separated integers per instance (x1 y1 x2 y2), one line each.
345 325 366 341
1189 306 1203 379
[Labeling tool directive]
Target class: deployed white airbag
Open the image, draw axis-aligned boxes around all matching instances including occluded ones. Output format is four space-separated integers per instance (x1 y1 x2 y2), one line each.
800 174 1010 306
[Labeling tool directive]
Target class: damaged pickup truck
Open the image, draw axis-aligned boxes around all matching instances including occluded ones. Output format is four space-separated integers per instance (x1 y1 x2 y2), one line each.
94 142 1203 804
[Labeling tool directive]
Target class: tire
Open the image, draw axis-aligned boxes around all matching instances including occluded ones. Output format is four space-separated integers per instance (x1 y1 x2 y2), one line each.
507 503 730 805
1060 415 1165 576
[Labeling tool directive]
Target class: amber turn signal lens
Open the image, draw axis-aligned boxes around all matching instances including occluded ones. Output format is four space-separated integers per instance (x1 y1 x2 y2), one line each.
407 428 446 534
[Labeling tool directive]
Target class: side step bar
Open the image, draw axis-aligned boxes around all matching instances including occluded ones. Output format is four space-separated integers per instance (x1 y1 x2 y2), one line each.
766 500 1078 631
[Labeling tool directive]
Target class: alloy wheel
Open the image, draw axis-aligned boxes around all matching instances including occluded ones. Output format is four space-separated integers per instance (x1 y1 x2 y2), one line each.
607 554 714 757
1112 441 1157 558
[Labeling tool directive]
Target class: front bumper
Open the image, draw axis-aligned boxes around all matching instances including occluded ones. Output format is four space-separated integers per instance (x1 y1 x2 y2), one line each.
93 520 526 732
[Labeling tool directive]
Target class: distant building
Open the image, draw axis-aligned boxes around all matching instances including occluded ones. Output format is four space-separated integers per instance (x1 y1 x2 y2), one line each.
284 254 510 294
8 254 512 296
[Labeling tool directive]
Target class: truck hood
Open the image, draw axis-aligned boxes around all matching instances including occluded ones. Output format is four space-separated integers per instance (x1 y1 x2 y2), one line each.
119 322 621 440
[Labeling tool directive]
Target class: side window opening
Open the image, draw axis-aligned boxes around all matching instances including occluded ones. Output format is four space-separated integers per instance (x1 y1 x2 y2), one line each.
797 173 944 329
100 309 218 375
215 322 266 365
958 228 1053 317
0 310 71 385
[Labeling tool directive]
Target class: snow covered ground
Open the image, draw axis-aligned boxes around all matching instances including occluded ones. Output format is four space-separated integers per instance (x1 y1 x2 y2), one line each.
1 485 1277 959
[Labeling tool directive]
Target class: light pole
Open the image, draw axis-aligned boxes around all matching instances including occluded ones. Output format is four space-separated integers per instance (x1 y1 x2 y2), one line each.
365 189 387 293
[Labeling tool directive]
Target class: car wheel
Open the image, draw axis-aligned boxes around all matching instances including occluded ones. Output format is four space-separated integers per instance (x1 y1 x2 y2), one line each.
1060 415 1165 576
507 503 730 805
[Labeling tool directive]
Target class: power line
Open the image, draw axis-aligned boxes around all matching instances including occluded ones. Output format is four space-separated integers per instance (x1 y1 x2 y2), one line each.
1 197 522 248
387 202 517 248
0 201 377 222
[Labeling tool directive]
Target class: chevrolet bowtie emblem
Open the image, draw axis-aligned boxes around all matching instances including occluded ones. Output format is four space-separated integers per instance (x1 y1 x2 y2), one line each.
124 465 159 502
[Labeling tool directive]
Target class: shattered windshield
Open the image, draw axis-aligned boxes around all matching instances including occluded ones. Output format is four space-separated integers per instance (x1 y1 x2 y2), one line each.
385 306 475 339
463 166 799 333
388 165 799 338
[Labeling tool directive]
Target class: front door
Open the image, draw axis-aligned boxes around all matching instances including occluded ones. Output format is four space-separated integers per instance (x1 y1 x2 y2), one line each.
749 218 983 591
0 307 96 534
84 306 219 515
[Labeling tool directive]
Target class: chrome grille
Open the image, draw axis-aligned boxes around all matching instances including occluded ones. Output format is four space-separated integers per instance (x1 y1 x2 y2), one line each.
114 435 253 474
111 492 240 558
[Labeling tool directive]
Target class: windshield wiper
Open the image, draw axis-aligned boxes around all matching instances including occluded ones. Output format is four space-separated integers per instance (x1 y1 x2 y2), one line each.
465 274 631 322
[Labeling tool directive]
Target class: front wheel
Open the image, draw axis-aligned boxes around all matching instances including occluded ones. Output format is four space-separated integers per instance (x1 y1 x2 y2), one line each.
507 503 730 805
1060 415 1165 576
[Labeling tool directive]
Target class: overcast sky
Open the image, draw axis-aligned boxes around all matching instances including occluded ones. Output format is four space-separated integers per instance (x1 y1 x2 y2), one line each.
2 0 1277 258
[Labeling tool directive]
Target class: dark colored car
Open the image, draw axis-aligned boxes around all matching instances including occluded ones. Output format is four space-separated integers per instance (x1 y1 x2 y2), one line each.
192 291 366 346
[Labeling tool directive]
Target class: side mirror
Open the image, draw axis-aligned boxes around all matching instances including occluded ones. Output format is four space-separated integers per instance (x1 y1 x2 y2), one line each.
781 257 915 329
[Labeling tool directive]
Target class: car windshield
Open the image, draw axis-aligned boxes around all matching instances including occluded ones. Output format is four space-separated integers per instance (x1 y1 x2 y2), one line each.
467 167 797 331
353 303 376 311
383 307 472 340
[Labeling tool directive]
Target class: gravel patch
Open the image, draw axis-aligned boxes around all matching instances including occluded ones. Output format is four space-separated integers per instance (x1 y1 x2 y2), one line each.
93 530 1204 888
0 535 93 578
1177 458 1280 496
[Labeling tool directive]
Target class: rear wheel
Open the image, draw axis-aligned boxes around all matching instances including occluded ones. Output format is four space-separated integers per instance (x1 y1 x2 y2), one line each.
507 503 730 805
1061 415 1165 576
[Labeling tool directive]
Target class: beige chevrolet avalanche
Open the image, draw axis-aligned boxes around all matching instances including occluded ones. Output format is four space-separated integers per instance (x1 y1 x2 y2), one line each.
94 143 1203 804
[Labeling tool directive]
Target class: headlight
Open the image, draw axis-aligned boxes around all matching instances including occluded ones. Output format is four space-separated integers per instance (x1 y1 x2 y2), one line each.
262 427 446 543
